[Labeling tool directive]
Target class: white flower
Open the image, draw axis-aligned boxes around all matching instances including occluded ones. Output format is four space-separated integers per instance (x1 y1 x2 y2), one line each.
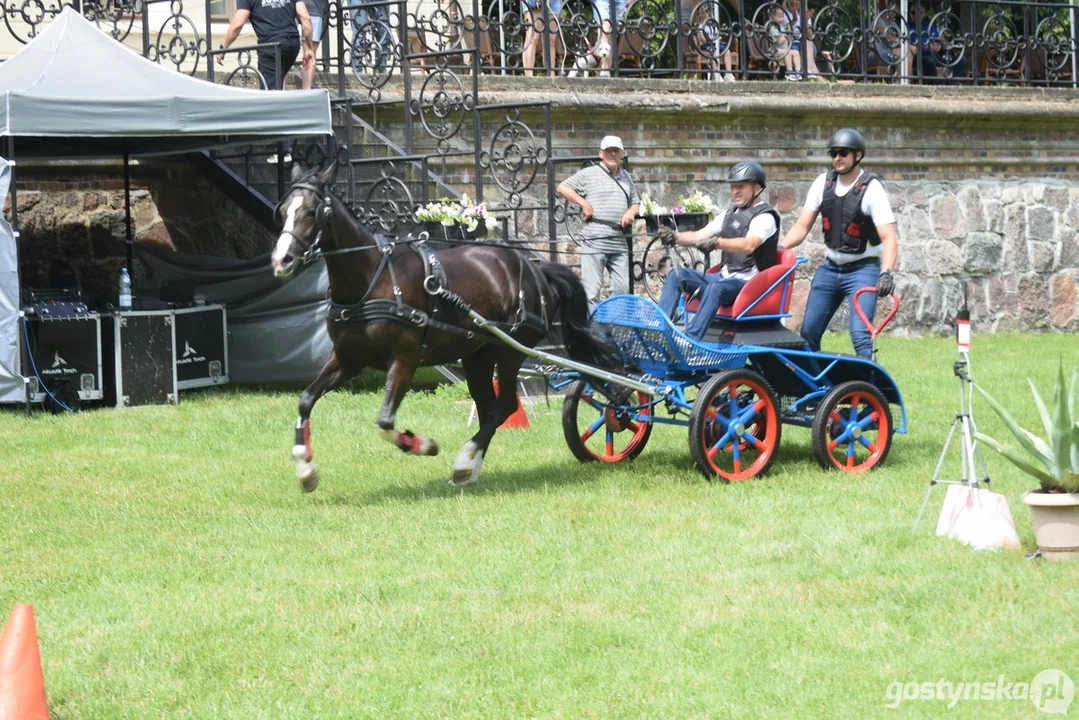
677 189 721 218
416 196 500 235
639 192 669 216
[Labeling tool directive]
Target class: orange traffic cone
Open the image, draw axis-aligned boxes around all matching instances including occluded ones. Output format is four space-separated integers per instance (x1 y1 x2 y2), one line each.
0 604 49 720
493 380 530 430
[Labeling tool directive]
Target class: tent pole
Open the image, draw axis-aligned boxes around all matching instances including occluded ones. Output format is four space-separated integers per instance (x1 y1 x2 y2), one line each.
123 149 133 274
6 136 30 413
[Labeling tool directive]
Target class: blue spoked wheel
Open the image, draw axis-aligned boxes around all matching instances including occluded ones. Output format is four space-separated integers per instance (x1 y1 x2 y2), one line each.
811 381 893 472
562 380 653 463
688 370 782 481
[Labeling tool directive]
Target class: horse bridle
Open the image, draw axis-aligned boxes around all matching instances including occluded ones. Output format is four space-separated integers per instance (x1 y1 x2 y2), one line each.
275 181 334 265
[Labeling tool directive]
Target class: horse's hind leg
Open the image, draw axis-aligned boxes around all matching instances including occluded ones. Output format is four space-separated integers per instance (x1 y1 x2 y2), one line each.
451 351 524 487
294 351 353 493
377 355 439 457
452 352 498 486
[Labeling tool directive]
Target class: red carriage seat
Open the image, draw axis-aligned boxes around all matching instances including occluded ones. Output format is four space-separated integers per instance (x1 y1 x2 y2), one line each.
684 248 799 321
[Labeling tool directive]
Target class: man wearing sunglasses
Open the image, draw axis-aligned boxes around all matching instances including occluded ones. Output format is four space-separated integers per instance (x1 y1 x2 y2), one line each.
780 128 898 359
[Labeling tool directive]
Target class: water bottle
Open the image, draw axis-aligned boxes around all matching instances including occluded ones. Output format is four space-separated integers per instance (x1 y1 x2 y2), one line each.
118 267 132 310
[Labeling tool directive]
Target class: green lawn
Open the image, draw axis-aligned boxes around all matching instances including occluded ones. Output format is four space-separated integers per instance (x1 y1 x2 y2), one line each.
2 332 1078 718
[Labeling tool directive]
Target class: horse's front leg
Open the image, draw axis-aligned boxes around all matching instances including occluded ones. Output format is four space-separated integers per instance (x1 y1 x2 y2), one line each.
293 351 351 493
378 355 439 457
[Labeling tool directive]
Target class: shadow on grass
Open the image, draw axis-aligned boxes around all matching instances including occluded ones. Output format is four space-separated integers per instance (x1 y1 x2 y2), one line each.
300 446 712 506
332 439 860 506
344 460 646 505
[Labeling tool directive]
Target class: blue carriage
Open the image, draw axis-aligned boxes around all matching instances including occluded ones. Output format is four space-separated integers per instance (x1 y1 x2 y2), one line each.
550 253 907 481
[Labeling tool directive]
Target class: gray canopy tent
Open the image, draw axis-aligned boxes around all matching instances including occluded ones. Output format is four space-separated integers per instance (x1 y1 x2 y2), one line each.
0 8 334 403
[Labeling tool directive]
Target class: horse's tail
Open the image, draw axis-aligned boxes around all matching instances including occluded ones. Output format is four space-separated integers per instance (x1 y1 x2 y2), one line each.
540 263 624 371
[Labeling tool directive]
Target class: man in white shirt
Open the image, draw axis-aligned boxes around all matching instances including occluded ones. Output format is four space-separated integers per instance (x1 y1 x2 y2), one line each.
657 161 780 340
781 128 899 359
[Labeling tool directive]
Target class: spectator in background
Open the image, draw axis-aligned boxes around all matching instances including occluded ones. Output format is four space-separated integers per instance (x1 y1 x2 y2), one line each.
301 0 325 88
522 0 562 76
684 0 736 82
351 0 394 76
774 2 799 80
779 0 823 80
910 2 967 84
218 0 314 91
557 135 640 311
593 0 625 77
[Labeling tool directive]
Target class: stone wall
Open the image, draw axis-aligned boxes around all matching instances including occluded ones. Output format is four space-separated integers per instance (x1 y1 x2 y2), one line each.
7 80 1079 335
7 160 273 307
356 78 1079 335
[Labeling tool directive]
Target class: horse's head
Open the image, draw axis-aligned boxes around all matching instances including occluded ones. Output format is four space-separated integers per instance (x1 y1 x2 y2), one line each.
271 161 338 279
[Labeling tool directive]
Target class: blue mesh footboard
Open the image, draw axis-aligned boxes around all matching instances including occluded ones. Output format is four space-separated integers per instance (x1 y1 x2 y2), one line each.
591 295 748 375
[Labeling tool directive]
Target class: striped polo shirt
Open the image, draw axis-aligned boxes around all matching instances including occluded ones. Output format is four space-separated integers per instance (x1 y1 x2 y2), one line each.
564 165 640 252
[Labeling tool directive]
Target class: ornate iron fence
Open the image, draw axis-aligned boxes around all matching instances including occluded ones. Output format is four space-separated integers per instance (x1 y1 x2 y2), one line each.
5 1 1074 87
4 0 1076 273
391 0 1079 86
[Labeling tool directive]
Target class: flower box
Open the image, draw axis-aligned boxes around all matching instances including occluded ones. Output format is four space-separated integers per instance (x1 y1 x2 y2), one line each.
642 212 711 234
423 220 488 251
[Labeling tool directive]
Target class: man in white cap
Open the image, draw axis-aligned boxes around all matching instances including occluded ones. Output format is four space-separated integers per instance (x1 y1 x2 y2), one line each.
557 135 640 311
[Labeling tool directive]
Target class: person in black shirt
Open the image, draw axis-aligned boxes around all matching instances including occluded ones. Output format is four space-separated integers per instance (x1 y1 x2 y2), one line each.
217 0 314 91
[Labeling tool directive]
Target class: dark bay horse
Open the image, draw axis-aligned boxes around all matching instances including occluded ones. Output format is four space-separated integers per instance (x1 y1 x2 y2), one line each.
272 162 624 490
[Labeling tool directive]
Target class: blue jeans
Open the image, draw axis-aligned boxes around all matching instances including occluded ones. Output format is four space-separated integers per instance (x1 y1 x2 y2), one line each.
351 1 392 73
800 259 880 359
658 268 745 341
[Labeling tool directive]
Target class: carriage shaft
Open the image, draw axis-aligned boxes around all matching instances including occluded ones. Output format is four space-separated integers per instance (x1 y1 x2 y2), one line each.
467 309 660 395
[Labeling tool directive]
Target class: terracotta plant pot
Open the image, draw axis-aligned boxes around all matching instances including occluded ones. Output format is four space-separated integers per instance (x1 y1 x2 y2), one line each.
1022 490 1079 560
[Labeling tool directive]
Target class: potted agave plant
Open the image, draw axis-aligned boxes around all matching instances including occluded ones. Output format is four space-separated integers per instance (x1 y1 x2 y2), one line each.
974 364 1079 560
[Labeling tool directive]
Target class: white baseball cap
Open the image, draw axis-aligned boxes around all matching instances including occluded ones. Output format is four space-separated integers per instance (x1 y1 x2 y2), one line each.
600 135 624 151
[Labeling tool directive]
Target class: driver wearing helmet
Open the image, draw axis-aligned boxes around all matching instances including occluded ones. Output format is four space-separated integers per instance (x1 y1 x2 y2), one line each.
781 128 898 359
657 161 780 341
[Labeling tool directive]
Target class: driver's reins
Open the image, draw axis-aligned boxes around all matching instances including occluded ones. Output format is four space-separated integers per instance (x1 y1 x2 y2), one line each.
279 182 549 361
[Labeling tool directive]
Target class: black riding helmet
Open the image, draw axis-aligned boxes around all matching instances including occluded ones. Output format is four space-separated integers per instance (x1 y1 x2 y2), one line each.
828 128 867 155
727 161 767 189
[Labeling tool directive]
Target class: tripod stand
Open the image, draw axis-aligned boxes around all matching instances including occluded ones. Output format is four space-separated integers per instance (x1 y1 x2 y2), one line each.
912 352 992 531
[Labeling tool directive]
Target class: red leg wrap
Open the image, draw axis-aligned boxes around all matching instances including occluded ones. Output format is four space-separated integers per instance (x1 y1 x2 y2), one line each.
303 420 313 462
395 430 425 455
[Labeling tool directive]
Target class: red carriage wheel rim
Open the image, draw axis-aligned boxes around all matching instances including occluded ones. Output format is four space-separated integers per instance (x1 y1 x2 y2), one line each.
702 378 778 481
577 389 652 462
825 390 890 472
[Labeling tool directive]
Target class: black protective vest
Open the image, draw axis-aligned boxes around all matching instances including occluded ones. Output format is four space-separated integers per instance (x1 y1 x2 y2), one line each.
718 202 780 274
820 170 882 254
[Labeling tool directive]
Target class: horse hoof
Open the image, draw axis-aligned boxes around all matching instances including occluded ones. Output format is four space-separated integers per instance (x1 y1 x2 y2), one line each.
297 461 320 493
449 467 478 487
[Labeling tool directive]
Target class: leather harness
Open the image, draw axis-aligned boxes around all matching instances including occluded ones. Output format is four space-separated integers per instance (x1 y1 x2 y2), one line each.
284 182 550 362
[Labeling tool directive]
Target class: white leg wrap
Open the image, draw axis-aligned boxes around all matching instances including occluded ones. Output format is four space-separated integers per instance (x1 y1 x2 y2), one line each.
467 449 485 485
453 441 479 475
450 441 484 486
